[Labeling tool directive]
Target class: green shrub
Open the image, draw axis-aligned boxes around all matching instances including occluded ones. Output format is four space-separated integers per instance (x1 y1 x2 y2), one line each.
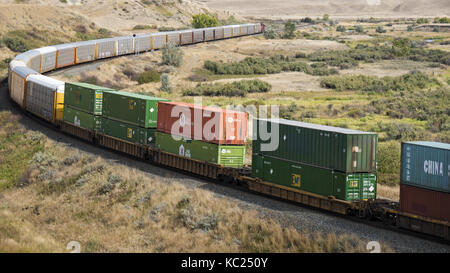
161 43 184 67
191 14 219 28
416 18 429 24
354 25 364 33
376 26 386 33
321 71 440 92
283 22 296 39
160 73 172 93
204 55 338 76
336 25 346 32
183 79 271 97
377 141 401 185
138 70 160 84
2 37 29 52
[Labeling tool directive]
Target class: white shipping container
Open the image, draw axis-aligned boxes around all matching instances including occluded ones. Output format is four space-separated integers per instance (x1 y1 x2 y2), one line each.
75 41 96 63
232 25 241 37
56 44 76 68
8 60 26 94
36 46 57 73
26 74 65 122
96 38 117 59
214 27 224 40
14 50 41 72
247 24 255 35
193 29 204 43
117 36 135 55
204 28 214 41
180 30 193 45
241 25 249 35
223 26 233 38
167 32 180 46
152 33 167 49
255 24 262 33
135 34 151 52
10 66 37 107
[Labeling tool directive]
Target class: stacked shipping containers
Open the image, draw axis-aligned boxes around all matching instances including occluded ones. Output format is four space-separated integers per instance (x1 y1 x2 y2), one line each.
400 141 450 222
63 82 114 130
101 91 169 146
252 119 378 201
156 101 248 167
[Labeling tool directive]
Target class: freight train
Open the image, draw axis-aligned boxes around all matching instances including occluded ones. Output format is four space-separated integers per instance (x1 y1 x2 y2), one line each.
6 23 450 242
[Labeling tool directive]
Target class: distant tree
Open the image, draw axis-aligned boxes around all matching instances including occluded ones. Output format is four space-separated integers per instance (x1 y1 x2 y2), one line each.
336 25 346 32
283 22 296 39
323 14 330 21
161 43 184 67
191 14 220 28
160 73 172 93
407 25 414 32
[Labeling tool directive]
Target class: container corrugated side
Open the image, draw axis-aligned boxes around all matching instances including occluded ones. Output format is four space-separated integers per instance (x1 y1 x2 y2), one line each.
252 154 377 201
102 91 169 128
63 105 102 130
193 29 204 43
401 142 450 193
26 74 65 122
204 28 214 41
157 101 248 145
214 27 224 39
96 38 117 59
223 26 233 38
117 36 135 55
36 46 57 73
400 184 450 222
167 32 180 46
255 24 262 33
135 34 151 52
10 66 37 107
152 33 167 49
55 44 76 68
64 82 114 114
101 117 156 145
75 41 96 63
14 50 41 72
253 119 378 173
155 132 246 167
180 30 193 45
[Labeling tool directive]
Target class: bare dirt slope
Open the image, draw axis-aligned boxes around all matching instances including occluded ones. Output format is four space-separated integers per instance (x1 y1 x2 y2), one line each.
0 0 228 33
197 0 450 19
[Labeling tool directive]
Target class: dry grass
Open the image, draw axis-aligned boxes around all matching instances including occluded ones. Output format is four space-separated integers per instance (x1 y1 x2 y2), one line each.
377 184 400 202
0 111 393 253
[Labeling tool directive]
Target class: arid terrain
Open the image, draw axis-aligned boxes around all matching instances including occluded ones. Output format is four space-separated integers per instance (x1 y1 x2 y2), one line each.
199 0 450 19
0 0 449 253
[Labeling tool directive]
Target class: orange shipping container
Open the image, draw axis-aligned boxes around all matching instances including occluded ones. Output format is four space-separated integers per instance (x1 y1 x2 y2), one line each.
157 101 247 145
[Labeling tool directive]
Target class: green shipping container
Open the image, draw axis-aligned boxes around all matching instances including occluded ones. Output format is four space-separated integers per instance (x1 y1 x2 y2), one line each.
102 91 169 128
101 117 156 146
63 105 102 130
252 154 377 201
155 132 246 167
64 82 114 114
253 119 378 173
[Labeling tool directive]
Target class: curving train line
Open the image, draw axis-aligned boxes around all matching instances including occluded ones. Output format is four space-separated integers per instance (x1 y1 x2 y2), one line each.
6 23 450 243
